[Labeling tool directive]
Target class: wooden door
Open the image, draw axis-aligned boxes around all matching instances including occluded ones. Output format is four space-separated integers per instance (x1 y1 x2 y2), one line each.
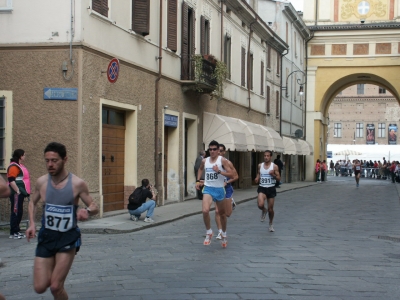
102 124 125 212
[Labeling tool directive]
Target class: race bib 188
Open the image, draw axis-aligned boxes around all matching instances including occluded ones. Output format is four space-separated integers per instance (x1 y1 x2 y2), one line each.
44 203 74 232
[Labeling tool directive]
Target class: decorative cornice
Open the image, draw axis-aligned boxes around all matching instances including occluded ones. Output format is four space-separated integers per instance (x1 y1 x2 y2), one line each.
309 22 400 31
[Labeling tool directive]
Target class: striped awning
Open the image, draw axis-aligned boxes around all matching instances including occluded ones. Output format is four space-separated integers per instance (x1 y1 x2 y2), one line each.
297 139 314 155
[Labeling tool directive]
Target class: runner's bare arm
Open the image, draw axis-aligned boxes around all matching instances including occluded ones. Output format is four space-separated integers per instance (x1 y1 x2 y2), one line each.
219 159 236 179
196 159 206 190
0 176 10 198
272 164 281 182
76 179 99 221
255 163 261 183
225 159 239 184
26 178 44 241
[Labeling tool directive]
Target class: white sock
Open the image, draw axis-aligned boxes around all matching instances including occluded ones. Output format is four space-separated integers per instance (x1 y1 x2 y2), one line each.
206 229 212 235
218 229 222 233
222 231 227 237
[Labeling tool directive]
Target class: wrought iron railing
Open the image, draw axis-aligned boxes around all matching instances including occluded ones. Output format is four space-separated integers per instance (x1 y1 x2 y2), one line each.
181 54 217 88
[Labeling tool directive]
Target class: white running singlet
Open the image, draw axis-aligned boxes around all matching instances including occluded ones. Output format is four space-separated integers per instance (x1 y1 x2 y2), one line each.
259 162 276 188
204 156 225 187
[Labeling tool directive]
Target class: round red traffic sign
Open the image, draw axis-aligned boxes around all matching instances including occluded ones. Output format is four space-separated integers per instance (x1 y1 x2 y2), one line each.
107 58 120 83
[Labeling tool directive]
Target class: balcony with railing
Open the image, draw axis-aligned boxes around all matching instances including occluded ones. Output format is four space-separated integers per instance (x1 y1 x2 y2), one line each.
181 54 218 93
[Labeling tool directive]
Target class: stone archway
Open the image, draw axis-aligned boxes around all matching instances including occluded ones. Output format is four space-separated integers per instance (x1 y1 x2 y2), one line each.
305 66 400 181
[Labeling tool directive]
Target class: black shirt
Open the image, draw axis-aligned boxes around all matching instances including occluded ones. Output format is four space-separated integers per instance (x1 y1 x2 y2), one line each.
127 187 153 210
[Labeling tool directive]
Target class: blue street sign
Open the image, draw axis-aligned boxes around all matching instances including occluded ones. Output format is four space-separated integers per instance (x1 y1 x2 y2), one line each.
164 114 178 127
43 88 78 101
327 151 332 158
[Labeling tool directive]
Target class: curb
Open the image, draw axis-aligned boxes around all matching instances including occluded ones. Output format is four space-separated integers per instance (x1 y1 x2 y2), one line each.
80 185 314 235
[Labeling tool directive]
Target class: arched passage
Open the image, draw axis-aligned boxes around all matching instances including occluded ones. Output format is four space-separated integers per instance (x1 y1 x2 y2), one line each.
305 66 400 181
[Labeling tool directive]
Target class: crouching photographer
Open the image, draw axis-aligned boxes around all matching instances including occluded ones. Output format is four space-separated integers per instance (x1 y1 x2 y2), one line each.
128 179 157 223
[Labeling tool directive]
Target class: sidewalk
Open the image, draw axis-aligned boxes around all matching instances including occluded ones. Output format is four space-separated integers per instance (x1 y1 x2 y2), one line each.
78 181 318 234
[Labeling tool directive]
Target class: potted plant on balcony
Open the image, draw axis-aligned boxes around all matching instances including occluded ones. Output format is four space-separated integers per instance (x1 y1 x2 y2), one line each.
203 54 217 65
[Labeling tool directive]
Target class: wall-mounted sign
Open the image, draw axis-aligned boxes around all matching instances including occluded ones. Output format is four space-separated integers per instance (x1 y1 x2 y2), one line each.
366 124 375 145
164 114 178 127
327 151 332 158
43 88 78 100
107 58 120 83
388 124 397 145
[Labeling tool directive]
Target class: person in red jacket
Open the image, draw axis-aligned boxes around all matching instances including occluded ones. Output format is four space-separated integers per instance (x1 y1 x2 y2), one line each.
315 159 321 182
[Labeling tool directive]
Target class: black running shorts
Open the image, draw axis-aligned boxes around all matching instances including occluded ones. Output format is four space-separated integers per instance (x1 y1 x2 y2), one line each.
36 227 81 258
257 186 277 199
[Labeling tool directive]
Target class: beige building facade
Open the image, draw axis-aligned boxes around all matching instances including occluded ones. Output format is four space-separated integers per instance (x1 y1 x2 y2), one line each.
328 84 399 145
2 0 308 219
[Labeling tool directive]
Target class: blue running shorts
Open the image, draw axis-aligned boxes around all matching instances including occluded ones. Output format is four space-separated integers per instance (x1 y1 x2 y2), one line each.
203 186 225 202
225 185 234 198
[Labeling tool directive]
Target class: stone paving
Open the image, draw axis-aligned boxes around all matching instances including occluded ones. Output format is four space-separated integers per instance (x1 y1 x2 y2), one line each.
1 176 400 299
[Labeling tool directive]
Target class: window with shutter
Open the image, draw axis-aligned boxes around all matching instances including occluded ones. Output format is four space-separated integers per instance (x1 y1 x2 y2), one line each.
200 16 210 55
167 0 177 52
224 35 231 80
266 86 270 114
276 53 280 75
92 0 108 17
132 0 150 36
248 53 253 90
241 47 246 87
260 61 264 95
267 46 271 69
276 91 280 117
181 2 195 80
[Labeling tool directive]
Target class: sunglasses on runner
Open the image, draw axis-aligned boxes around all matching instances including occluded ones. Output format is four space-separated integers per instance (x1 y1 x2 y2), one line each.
209 148 218 151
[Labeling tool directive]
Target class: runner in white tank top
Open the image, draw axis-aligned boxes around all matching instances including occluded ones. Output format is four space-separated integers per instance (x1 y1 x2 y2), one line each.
255 150 280 232
195 140 237 248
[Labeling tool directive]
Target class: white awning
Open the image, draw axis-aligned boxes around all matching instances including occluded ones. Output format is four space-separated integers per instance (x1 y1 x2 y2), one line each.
282 137 303 155
260 125 285 153
203 112 248 151
297 139 314 155
238 120 283 152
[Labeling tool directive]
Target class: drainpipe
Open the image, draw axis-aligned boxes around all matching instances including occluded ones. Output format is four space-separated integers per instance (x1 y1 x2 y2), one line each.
279 48 289 137
155 0 163 204
315 0 318 26
247 20 256 112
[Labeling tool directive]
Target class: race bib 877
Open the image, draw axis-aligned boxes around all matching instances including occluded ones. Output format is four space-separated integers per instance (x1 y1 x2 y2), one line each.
44 203 74 232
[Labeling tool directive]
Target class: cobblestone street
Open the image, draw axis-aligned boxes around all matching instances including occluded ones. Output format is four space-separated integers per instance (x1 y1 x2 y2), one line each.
1 176 400 299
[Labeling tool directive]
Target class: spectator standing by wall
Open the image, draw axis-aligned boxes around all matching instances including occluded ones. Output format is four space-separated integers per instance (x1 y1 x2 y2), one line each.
7 149 30 240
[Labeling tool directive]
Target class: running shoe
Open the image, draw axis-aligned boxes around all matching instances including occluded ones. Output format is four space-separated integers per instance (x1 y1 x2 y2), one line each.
144 217 154 223
130 215 138 221
216 231 222 240
232 198 237 210
221 236 228 248
269 225 275 232
261 210 267 222
17 232 26 238
203 232 213 245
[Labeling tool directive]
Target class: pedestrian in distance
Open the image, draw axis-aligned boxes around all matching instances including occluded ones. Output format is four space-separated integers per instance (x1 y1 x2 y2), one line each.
353 159 362 187
0 175 10 300
128 179 157 222
320 160 327 182
214 144 238 240
330 160 334 175
7 149 30 239
196 140 237 248
255 150 280 232
315 159 321 182
273 154 284 188
194 150 205 200
26 142 99 300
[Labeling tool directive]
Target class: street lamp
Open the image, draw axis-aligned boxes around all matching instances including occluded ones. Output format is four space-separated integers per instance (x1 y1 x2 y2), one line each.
282 70 307 98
